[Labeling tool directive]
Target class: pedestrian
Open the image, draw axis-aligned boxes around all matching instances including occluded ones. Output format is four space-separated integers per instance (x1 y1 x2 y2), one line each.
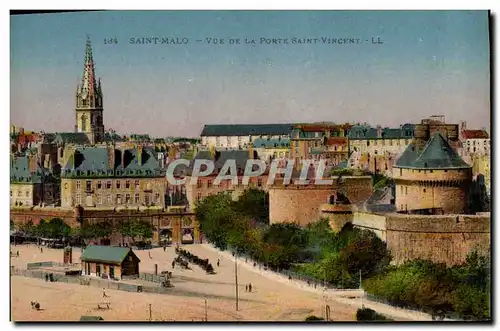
40 247 43 253
217 259 220 267
248 283 252 292
102 288 108 298
245 284 248 292
45 274 49 282
163 246 166 252
172 261 175 269
16 251 19 257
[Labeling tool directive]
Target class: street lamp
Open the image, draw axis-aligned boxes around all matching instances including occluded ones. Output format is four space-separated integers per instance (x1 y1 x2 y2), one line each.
204 298 208 322
234 252 239 311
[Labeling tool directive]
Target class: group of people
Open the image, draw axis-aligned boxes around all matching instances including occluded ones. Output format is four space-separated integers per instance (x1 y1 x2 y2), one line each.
245 283 253 293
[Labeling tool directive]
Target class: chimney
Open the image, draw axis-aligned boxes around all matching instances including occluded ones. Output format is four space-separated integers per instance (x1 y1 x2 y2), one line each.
107 145 115 169
121 148 127 168
28 154 38 173
137 145 143 166
377 125 382 138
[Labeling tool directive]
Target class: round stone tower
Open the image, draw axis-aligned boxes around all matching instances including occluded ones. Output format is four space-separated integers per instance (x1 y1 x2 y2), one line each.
393 132 472 214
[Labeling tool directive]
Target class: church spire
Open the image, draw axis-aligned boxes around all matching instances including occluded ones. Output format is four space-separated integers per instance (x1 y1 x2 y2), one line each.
81 35 98 100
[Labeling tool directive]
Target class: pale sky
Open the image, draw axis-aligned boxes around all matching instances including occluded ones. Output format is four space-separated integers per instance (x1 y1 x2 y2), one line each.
10 10 491 137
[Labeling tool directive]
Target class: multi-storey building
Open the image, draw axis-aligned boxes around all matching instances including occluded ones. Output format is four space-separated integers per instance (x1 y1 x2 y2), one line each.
10 153 59 207
60 145 165 209
290 123 351 169
459 121 490 156
200 124 293 149
347 123 415 174
251 138 290 163
184 149 268 210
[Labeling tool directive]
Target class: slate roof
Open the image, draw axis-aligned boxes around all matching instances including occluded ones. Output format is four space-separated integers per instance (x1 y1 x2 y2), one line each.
395 132 471 169
10 155 56 184
80 245 139 264
200 124 294 137
61 146 162 178
191 150 259 174
348 124 415 140
252 138 290 148
53 132 90 145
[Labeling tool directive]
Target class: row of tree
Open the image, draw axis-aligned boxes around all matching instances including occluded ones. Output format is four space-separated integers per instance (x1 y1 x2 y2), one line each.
11 218 154 245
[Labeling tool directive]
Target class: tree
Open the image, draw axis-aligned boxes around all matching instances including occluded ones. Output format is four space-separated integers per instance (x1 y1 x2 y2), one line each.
356 308 390 321
35 218 71 239
119 219 153 244
18 220 36 236
339 229 392 279
10 220 17 232
234 188 269 224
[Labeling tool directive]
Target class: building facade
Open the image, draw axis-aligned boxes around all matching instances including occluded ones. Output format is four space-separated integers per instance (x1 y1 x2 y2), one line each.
60 145 166 209
200 124 293 149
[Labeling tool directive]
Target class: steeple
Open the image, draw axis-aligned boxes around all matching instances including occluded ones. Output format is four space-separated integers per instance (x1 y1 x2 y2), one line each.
75 36 105 145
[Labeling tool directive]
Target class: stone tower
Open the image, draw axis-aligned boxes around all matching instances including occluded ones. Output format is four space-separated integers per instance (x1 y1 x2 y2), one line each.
393 132 472 214
75 36 104 145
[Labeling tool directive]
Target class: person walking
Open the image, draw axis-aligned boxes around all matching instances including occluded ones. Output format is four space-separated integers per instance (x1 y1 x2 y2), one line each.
248 283 252 293
245 284 248 292
217 259 220 267
102 288 109 298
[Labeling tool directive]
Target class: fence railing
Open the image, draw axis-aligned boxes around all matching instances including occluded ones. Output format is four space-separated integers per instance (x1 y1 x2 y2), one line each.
11 267 173 295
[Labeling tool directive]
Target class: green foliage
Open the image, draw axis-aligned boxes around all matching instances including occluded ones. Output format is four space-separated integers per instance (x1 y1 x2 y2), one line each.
364 252 491 321
10 220 16 232
234 188 269 224
356 308 390 321
35 218 71 239
79 221 114 240
305 315 324 321
18 220 36 236
339 229 392 278
118 219 154 243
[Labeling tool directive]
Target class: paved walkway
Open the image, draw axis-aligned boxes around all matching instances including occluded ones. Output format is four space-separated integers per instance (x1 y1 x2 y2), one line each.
201 244 447 321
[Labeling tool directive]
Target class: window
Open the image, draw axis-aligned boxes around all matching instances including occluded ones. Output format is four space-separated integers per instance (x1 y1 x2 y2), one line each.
400 169 402 176
367 141 370 147
76 180 81 190
106 181 112 189
197 179 202 188
116 180 121 189
125 180 130 189
86 180 92 191
135 180 140 189
10 191 12 197
64 183 68 190
405 186 408 195
423 188 426 193
76 194 81 204
107 194 112 205
125 193 131 204
97 180 102 189
207 180 212 188
134 193 140 204
155 192 160 203
116 194 122 204
145 193 150 205
17 191 21 197
197 192 202 201
97 194 102 205
25 191 29 197
257 178 262 187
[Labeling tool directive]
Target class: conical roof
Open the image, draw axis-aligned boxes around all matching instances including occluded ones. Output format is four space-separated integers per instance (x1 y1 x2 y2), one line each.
395 132 470 169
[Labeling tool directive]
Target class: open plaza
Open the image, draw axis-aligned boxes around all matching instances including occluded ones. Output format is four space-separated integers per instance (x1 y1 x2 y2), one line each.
10 244 362 322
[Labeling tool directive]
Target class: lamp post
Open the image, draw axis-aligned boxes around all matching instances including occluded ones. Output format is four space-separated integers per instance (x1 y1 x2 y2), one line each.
234 252 239 311
204 298 208 321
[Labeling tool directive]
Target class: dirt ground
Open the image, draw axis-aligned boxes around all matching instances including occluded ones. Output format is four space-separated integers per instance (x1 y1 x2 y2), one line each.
10 244 358 322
